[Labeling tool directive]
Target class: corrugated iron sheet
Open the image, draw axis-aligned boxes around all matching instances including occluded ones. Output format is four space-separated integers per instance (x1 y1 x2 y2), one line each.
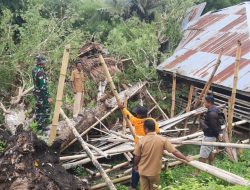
157 2 250 95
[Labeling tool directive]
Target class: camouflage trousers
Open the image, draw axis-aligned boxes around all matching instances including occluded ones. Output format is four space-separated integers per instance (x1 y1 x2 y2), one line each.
34 95 51 130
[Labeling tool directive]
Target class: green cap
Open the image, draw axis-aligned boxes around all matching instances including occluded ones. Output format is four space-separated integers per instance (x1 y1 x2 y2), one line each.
36 55 47 64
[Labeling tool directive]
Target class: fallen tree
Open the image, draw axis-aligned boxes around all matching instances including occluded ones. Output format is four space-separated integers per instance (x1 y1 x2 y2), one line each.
57 82 146 150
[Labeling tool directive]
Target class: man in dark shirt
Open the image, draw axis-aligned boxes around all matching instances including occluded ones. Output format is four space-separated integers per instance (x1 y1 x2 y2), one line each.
199 95 221 165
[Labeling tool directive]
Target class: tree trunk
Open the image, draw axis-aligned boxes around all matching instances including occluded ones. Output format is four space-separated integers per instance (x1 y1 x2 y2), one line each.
56 82 146 150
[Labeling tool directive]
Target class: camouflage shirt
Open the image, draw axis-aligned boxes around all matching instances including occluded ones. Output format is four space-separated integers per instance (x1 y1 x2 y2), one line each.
32 65 50 98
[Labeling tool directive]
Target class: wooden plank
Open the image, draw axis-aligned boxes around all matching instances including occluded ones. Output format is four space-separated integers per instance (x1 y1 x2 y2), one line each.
48 44 70 145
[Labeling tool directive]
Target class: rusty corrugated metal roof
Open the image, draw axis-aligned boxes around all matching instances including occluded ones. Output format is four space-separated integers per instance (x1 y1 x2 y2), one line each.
157 2 250 96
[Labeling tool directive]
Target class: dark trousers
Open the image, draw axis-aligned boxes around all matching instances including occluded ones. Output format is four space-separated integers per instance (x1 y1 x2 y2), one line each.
131 156 140 188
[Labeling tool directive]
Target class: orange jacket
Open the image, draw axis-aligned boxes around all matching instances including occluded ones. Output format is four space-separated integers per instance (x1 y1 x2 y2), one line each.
122 108 160 144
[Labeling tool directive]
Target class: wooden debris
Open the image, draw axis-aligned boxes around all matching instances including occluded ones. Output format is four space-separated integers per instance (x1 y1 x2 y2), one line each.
90 175 131 190
60 108 116 190
99 54 135 137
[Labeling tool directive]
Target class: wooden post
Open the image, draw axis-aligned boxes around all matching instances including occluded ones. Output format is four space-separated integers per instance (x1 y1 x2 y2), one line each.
99 55 135 137
222 108 236 161
171 72 176 118
183 85 194 135
60 108 117 190
228 41 241 141
48 44 70 145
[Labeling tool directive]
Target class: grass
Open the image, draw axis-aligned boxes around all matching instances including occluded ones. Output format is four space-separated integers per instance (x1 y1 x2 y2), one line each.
0 139 5 153
116 149 250 190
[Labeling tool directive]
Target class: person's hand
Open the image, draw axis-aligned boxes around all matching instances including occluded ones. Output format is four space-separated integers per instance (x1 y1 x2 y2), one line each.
186 156 193 162
133 166 138 172
118 103 125 109
48 98 53 104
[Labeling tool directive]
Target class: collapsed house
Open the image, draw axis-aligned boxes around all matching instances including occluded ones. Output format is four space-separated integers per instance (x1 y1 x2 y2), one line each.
157 2 250 123
1 3 250 190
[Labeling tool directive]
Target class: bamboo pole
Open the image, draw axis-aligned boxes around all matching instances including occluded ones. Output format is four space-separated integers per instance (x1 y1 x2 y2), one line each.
109 130 134 142
116 168 132 178
86 142 111 159
171 72 177 118
62 106 118 151
61 147 134 164
183 85 194 135
48 44 70 145
164 151 250 186
94 162 129 177
167 155 199 167
90 175 131 190
145 89 169 119
99 55 135 137
193 48 223 109
59 108 116 190
101 164 113 168
172 140 250 149
228 41 242 141
222 108 236 161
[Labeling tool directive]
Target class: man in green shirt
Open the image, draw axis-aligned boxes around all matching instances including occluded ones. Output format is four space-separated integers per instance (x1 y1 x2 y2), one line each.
32 55 52 132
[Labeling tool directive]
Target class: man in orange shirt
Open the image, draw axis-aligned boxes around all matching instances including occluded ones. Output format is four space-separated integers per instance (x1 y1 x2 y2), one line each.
71 61 85 119
118 104 160 190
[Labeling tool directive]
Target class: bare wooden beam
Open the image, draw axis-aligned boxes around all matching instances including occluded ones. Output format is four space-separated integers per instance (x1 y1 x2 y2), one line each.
48 44 70 145
193 48 223 108
99 55 135 137
183 85 194 135
228 41 241 141
171 72 176 118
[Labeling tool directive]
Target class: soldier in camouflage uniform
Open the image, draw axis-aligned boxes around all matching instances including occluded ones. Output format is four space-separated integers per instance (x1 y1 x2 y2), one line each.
32 56 53 131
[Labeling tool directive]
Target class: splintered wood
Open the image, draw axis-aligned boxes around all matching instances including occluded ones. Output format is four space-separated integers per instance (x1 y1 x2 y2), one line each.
57 80 250 189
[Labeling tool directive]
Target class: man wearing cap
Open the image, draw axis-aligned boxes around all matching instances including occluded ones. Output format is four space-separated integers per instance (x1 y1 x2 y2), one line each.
118 104 160 190
71 60 85 119
32 55 52 132
199 95 221 165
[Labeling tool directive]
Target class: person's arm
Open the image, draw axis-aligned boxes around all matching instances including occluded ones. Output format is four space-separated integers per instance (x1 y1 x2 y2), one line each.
164 138 190 162
133 141 142 172
172 150 190 162
118 104 137 124
134 155 141 172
